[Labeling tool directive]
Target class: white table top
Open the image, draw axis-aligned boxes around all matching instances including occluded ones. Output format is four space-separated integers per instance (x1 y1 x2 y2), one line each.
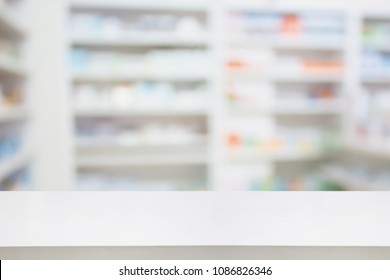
0 192 389 247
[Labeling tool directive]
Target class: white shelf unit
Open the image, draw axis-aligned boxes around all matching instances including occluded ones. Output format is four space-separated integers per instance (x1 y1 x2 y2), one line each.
53 1 390 191
0 55 26 77
0 0 30 191
331 12 390 191
67 0 213 191
64 1 353 192
220 8 347 191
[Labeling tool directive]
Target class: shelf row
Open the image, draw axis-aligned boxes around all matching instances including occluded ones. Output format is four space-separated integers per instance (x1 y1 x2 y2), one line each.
75 151 330 168
0 55 25 77
70 37 350 51
63 1 390 191
0 107 27 123
72 107 342 117
0 0 29 190
0 149 30 183
0 6 25 39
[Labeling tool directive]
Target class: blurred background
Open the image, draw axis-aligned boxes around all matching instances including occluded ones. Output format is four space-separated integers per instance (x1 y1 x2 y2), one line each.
1 0 390 191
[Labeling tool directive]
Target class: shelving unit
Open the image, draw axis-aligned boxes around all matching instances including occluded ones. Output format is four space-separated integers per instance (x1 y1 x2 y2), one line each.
0 0 30 191
324 12 390 191
220 8 346 191
230 106 342 116
63 0 363 191
26 0 384 190
67 0 213 190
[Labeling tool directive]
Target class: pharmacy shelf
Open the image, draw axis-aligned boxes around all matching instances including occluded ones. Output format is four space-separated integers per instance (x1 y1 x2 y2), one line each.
222 9 347 192
67 1 212 189
0 9 25 39
363 13 390 20
230 40 345 51
0 151 30 182
330 13 390 192
228 150 328 162
74 108 208 118
70 0 208 11
76 154 208 168
325 170 388 191
72 72 209 82
71 37 209 48
0 107 28 123
228 71 344 83
0 56 25 77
